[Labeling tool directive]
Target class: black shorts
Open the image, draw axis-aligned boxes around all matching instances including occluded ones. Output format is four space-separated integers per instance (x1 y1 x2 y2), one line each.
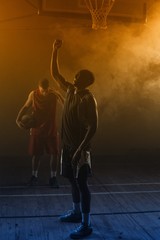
60 145 91 178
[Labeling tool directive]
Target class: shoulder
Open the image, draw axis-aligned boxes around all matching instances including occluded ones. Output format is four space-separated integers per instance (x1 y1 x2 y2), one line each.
81 92 98 114
24 90 34 106
64 85 75 96
80 90 96 103
28 90 34 99
67 85 74 92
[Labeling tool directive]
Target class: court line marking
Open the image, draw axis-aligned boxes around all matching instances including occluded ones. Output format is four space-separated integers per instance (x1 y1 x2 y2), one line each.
1 210 160 219
1 182 160 189
1 189 160 197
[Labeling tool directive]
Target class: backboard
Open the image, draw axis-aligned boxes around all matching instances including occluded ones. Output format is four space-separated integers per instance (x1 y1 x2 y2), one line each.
38 0 155 23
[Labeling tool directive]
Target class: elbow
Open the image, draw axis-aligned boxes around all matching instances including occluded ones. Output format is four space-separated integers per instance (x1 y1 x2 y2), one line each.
88 124 97 137
51 71 59 81
92 126 97 136
51 69 57 78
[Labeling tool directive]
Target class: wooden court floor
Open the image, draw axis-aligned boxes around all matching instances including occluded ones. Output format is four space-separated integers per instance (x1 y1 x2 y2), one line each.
1 156 160 239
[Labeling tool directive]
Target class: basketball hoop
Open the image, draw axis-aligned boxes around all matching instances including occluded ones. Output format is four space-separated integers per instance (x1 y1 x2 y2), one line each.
85 0 115 30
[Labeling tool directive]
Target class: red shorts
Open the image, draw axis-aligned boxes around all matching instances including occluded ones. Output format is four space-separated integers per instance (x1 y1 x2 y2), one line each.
28 129 60 156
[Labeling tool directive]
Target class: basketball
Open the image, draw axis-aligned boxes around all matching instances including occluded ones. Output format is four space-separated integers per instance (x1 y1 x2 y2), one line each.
21 114 36 129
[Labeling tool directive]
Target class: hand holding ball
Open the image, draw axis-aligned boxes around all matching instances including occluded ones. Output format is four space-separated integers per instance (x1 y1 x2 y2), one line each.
21 114 36 129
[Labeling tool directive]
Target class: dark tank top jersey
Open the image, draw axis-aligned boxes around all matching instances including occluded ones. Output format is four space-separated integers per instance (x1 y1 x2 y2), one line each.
61 86 95 149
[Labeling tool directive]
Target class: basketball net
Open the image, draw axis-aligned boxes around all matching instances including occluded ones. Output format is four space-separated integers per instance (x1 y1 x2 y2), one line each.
85 0 115 30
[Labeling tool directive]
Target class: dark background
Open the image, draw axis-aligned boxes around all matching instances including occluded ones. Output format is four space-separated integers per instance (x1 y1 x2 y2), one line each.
1 0 160 164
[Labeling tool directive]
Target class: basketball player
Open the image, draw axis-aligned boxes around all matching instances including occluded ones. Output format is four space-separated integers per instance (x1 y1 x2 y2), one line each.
51 39 98 239
16 78 64 187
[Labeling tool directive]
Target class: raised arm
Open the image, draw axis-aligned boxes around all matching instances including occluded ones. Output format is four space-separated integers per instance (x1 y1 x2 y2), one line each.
50 39 72 92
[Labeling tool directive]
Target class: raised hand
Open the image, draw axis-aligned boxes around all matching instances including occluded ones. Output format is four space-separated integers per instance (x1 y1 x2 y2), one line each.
16 119 27 130
53 39 62 50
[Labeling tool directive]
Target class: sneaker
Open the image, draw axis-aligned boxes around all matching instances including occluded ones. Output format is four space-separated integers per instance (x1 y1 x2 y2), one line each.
70 223 93 239
59 210 82 223
49 177 59 188
27 175 38 186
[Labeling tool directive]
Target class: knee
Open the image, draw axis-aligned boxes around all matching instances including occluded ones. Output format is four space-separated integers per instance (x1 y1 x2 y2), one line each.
77 178 88 191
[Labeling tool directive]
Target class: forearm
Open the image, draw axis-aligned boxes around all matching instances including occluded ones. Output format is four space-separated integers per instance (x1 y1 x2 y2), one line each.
16 106 29 129
50 48 66 87
51 40 71 91
71 125 97 166
16 106 28 121
50 48 59 80
78 125 97 151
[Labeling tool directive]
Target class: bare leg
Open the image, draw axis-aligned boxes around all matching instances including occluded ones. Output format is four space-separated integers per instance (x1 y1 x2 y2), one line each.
28 155 41 186
50 154 59 175
32 155 41 176
49 154 59 188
